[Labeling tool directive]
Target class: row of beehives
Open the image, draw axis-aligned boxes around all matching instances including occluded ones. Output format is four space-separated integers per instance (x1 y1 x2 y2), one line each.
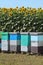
0 32 43 54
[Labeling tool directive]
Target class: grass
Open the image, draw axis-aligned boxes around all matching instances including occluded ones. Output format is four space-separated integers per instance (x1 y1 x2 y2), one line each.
0 53 43 65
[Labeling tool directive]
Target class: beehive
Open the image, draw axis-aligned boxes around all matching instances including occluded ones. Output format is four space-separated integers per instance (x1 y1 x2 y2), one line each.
38 32 43 54
1 32 8 52
20 32 30 53
9 32 20 52
30 32 38 54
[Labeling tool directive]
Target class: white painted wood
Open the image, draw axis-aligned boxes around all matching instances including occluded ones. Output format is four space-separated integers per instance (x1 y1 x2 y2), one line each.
10 40 20 46
38 41 43 46
10 45 17 52
21 46 28 52
31 41 38 47
10 40 17 45
1 40 8 51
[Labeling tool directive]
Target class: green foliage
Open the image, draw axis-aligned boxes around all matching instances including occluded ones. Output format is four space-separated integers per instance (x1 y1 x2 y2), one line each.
0 7 43 32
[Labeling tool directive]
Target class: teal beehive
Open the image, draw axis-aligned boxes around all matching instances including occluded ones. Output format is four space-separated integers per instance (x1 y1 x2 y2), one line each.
2 32 8 40
1 32 8 52
21 34 28 46
20 32 30 52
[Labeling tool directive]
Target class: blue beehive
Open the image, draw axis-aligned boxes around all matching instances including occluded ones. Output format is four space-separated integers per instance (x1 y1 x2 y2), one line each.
30 32 38 54
30 32 43 54
38 32 43 54
9 32 20 52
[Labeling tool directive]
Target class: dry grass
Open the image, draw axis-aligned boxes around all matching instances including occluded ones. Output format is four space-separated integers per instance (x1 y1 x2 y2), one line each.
0 53 43 65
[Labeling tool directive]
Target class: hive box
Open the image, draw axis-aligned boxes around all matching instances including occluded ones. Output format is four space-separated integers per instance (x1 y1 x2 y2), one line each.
30 32 43 54
38 32 43 54
9 32 21 52
20 32 30 53
1 32 8 52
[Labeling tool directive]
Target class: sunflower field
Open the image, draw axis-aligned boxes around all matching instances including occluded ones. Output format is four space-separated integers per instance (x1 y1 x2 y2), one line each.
0 7 43 32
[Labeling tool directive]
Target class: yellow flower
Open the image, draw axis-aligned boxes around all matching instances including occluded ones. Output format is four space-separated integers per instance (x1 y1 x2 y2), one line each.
2 8 7 13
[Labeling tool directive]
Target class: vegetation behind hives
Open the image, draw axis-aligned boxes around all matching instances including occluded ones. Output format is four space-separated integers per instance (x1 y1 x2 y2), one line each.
0 7 43 32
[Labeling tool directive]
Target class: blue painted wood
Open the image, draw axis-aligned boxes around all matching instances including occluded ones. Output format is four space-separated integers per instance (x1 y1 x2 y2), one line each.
38 35 43 41
10 34 17 40
9 34 21 40
17 34 21 40
31 35 38 41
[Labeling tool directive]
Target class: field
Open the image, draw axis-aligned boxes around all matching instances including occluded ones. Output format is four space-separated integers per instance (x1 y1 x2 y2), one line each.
0 53 43 65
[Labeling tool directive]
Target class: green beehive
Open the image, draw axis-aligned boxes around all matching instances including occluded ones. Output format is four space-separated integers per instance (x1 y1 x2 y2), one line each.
2 32 8 40
21 34 28 46
20 32 30 52
1 32 8 52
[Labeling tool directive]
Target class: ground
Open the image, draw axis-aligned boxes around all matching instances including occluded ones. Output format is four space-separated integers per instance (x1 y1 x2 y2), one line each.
0 53 43 65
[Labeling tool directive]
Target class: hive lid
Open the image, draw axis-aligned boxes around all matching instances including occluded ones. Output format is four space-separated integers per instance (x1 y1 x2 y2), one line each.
20 32 29 34
2 32 8 35
38 32 43 35
9 32 20 34
30 32 38 35
30 32 43 35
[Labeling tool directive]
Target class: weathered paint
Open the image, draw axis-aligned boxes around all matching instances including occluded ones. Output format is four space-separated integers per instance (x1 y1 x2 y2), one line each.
31 41 38 47
30 32 38 54
10 45 17 52
21 46 28 52
1 32 8 51
9 32 21 52
1 40 8 51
